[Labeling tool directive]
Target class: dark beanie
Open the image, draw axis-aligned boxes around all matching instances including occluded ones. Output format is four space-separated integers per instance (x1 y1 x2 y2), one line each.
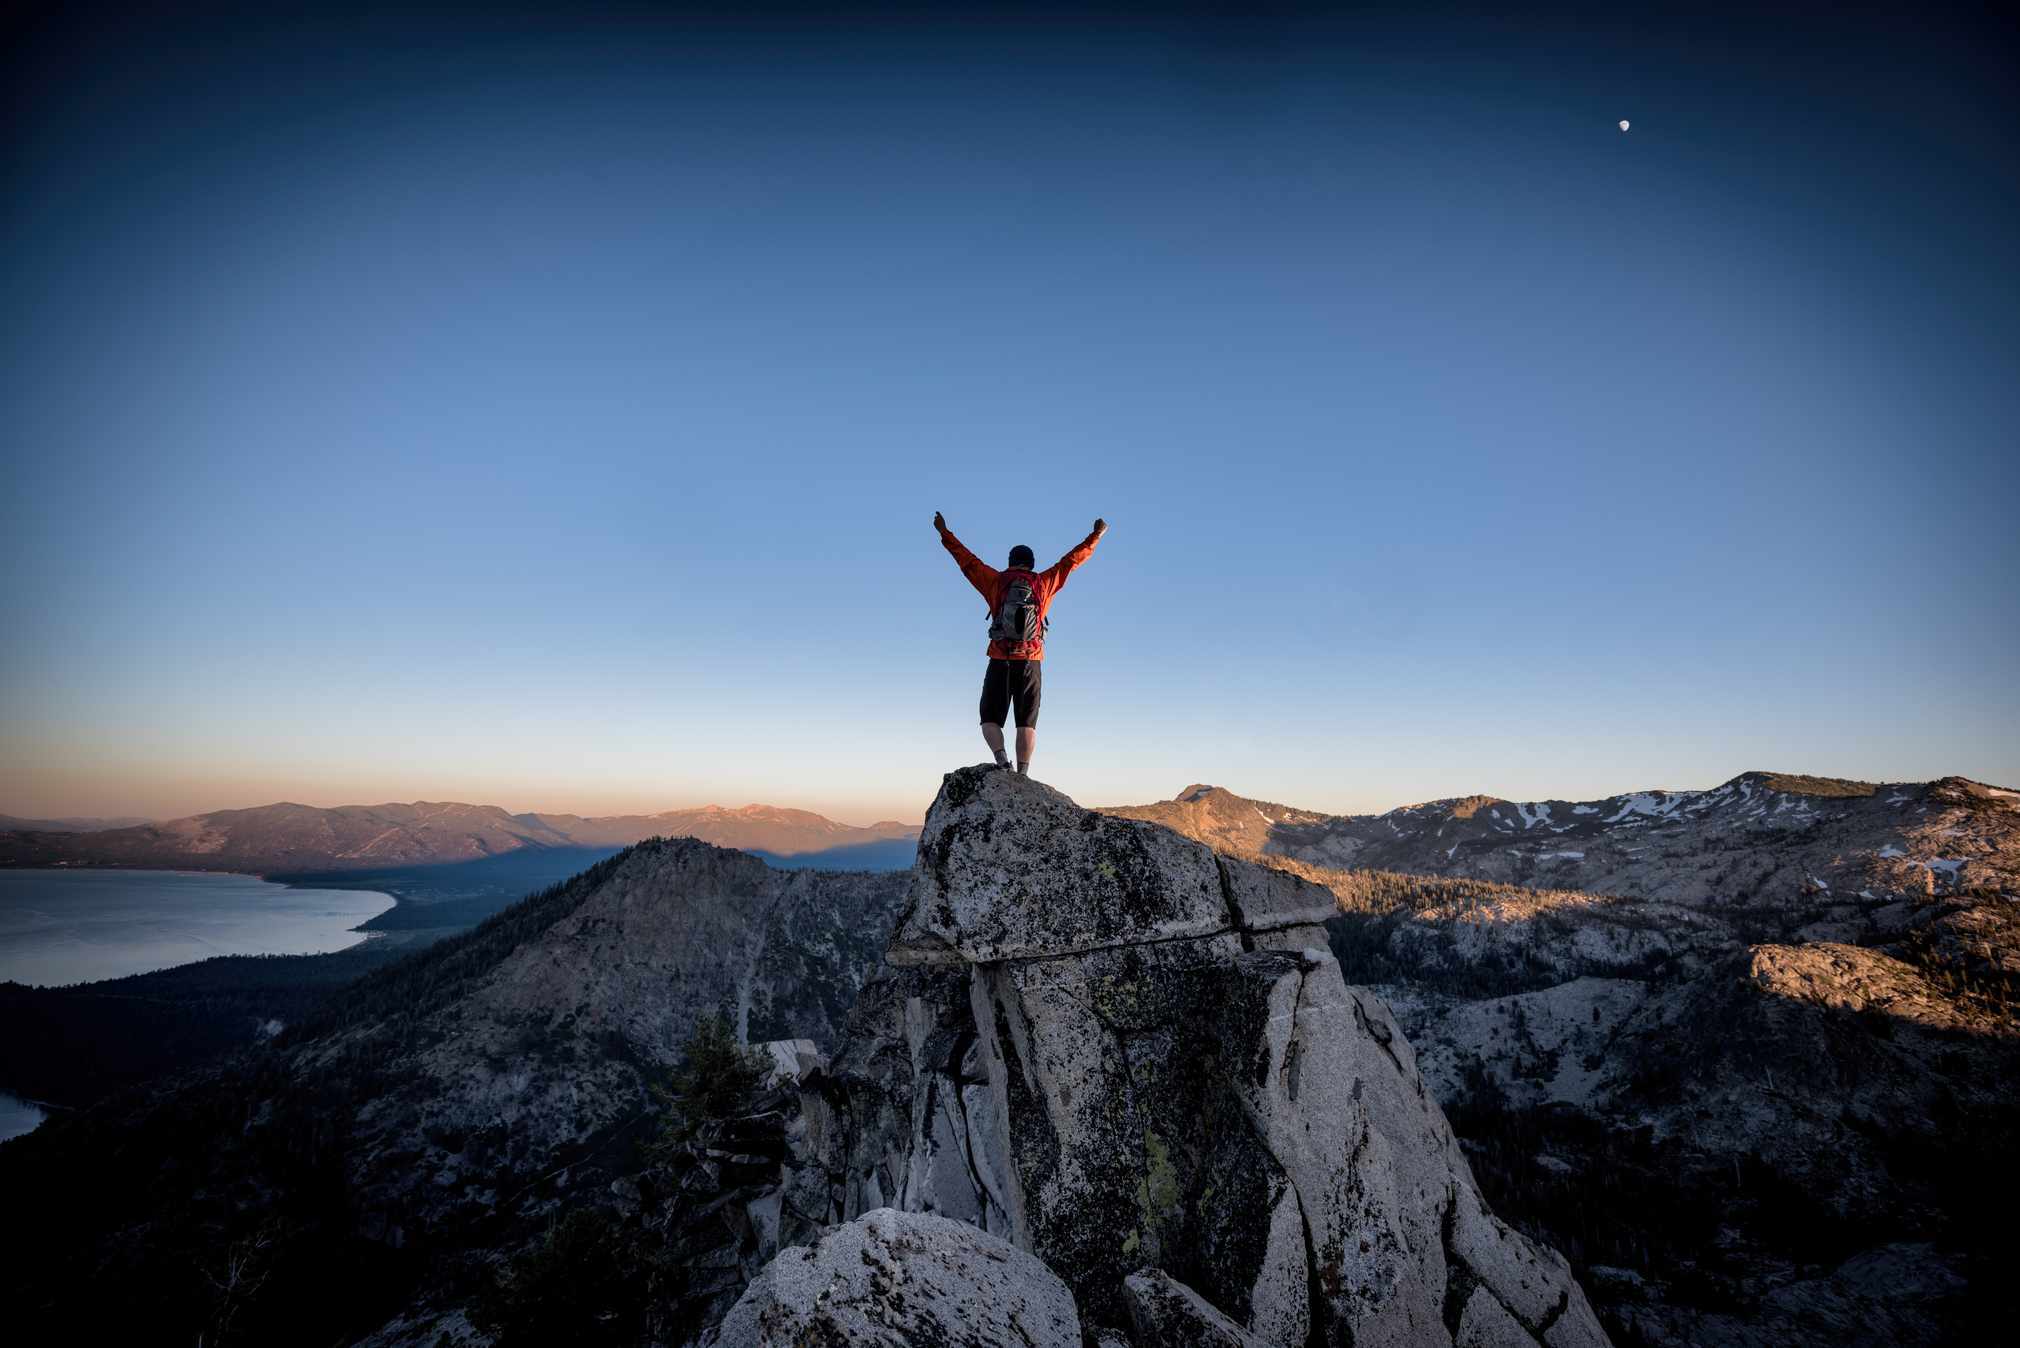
1008 545 1035 569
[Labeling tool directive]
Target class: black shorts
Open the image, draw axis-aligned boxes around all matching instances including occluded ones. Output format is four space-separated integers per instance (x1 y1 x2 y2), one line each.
979 658 1042 728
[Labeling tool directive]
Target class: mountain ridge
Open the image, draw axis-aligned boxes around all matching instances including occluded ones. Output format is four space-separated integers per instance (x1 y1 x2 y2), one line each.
0 813 153 833
0 798 920 873
1105 771 2019 904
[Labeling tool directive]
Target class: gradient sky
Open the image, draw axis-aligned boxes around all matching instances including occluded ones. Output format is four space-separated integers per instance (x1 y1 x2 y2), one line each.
4 1 2016 825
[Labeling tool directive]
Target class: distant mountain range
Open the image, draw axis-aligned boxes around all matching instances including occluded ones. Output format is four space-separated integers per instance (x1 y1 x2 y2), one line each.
1104 769 2019 902
0 799 918 874
0 814 153 833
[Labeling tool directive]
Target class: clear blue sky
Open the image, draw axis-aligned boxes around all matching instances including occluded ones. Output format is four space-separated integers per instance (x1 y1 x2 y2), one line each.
4 2 2015 824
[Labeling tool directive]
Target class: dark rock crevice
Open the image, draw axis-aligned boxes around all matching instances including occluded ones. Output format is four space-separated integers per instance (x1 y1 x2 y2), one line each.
1348 993 1404 1078
1293 1175 1332 1348
1217 855 1259 953
1066 978 1158 1270
1438 1184 1477 1338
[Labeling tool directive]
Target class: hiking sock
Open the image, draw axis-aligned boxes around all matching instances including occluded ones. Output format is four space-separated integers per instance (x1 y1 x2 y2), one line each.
1016 760 1030 775
992 748 1010 767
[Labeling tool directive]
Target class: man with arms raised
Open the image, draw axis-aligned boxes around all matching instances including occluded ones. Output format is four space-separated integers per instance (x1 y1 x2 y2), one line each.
933 512 1107 777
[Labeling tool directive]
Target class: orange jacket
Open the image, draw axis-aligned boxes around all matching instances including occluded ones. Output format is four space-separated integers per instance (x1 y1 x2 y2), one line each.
938 523 1102 661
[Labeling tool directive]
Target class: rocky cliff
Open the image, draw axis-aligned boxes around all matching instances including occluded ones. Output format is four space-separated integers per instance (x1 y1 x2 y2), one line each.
741 767 1610 1346
1105 776 2017 1344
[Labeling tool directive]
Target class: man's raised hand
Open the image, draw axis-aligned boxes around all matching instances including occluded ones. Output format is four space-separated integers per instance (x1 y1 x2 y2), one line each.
934 511 946 531
1094 518 1107 536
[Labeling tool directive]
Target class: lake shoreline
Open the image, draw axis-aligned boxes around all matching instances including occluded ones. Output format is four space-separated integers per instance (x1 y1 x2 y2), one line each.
0 1088 53 1144
0 859 408 929
0 868 398 990
1 1088 68 1115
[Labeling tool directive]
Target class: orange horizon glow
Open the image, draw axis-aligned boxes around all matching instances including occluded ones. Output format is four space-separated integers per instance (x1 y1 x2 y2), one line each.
0 765 933 832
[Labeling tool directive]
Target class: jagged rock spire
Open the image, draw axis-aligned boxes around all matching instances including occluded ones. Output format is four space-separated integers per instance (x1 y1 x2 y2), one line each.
750 766 1610 1346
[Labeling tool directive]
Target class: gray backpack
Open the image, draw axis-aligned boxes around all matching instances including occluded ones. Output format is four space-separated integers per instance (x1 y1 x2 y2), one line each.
988 573 1047 643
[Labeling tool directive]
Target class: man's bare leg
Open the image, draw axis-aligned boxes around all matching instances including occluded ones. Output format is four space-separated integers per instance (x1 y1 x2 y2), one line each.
1015 727 1036 775
981 722 1010 768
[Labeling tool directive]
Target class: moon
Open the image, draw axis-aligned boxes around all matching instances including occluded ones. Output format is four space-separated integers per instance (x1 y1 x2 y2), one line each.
1619 119 1631 132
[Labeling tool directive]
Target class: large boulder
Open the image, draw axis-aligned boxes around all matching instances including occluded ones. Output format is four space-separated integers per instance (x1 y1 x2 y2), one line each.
706 1207 1080 1347
828 767 1610 1346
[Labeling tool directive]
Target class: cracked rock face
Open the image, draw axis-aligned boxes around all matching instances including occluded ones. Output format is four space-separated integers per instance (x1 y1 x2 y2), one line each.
817 766 1609 1347
794 965 1018 1239
706 1207 1081 1348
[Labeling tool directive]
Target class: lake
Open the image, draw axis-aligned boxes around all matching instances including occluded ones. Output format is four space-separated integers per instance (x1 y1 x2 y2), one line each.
0 1090 46 1143
0 869 396 988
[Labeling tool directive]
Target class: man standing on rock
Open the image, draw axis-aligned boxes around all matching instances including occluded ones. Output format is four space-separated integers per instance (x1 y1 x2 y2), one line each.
934 512 1106 777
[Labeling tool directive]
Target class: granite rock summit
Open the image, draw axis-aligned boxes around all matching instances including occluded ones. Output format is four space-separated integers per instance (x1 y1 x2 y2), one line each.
755 766 1610 1346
